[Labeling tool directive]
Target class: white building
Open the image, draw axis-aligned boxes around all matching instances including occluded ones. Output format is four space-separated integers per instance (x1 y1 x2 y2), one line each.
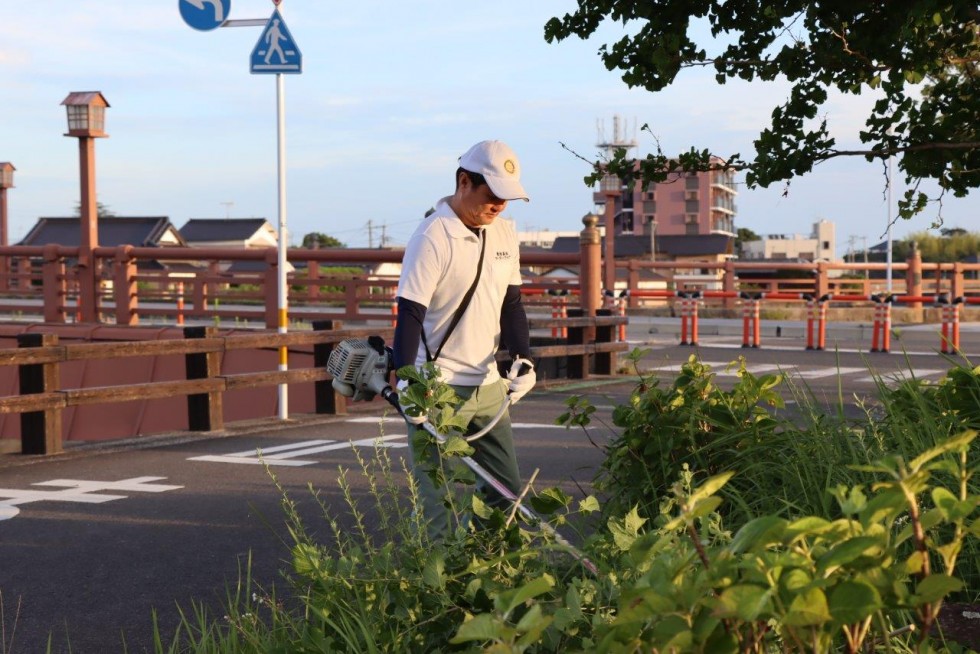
740 220 836 261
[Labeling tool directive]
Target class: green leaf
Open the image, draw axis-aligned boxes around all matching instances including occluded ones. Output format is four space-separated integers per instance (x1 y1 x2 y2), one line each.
816 536 879 574
782 516 831 543
688 471 735 504
914 574 964 604
441 435 474 457
729 516 787 554
450 614 503 644
609 507 648 551
578 495 600 514
829 581 882 624
715 584 772 621
495 575 555 616
783 588 832 626
422 552 446 589
471 493 492 519
909 431 976 471
530 487 572 514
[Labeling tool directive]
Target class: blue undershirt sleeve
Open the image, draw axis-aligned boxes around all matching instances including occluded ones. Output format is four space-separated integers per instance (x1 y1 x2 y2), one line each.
393 297 427 371
500 284 531 360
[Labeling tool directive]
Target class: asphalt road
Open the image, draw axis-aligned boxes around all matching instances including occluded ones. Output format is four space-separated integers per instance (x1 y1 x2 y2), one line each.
1 325 977 653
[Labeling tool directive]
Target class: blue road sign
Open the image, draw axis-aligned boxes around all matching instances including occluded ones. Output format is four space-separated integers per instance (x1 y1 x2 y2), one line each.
179 0 230 31
250 9 302 74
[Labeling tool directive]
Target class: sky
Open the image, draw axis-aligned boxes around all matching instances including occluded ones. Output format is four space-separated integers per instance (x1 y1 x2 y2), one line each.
0 1 975 256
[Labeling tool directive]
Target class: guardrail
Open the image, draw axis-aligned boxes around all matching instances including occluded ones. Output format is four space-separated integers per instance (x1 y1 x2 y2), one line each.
0 313 627 456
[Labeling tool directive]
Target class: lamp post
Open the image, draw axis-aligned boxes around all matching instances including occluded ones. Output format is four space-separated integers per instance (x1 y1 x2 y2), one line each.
61 92 109 322
0 162 14 291
600 172 620 294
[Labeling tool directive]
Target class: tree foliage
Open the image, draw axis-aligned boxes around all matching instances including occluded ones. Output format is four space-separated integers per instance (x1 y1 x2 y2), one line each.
73 201 115 218
300 231 345 249
900 228 980 262
545 2 980 220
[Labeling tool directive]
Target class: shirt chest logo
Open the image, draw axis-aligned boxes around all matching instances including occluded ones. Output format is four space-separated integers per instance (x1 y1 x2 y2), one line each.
494 250 512 261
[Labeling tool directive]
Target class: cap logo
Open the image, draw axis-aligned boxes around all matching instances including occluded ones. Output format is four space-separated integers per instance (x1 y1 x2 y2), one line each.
503 159 516 175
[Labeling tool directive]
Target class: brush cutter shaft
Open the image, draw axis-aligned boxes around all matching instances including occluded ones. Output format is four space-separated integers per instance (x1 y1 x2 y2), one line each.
381 388 599 575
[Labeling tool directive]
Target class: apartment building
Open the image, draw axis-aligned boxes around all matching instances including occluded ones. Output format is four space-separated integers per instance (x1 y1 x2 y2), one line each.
739 220 836 262
592 161 738 240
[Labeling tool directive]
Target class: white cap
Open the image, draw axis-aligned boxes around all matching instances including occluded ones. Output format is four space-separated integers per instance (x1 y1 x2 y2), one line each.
458 140 529 202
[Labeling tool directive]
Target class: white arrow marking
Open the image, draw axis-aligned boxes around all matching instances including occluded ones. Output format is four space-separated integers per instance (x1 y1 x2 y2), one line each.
183 0 224 22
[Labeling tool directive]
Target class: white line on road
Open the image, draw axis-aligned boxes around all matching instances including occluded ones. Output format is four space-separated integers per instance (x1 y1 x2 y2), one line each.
0 477 183 522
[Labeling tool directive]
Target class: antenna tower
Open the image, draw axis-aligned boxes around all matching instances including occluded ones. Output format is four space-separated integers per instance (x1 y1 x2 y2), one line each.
596 115 638 159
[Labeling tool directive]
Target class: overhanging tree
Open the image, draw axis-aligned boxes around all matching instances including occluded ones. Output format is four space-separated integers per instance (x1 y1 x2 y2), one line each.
545 2 979 220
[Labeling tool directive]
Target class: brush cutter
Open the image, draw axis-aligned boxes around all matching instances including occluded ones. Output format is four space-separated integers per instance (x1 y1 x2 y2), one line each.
326 336 598 574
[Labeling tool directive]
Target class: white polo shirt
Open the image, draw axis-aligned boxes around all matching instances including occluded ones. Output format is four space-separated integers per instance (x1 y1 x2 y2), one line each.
397 198 522 386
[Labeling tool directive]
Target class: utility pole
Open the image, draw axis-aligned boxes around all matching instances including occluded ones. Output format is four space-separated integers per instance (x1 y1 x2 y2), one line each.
367 219 374 248
380 223 387 248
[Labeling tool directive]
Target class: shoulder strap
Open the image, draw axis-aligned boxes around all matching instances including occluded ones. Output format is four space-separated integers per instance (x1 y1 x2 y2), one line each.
422 230 486 363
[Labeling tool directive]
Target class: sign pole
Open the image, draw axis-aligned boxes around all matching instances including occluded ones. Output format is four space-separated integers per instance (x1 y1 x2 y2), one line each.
276 71 289 420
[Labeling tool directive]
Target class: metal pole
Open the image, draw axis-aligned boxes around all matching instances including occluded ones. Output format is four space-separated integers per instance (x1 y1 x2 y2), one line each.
886 153 893 293
276 72 289 420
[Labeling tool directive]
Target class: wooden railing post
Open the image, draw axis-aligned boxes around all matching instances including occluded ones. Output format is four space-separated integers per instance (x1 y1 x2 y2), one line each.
905 242 923 308
815 261 830 298
113 245 138 325
264 249 279 329
308 260 320 301
566 308 589 379
184 326 223 431
722 260 737 310
193 269 208 313
313 320 347 415
18 333 62 455
594 308 615 375
42 244 67 323
951 262 965 299
578 215 601 319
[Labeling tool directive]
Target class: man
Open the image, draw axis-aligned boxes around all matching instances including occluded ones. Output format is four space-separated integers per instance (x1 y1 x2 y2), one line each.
392 139 536 539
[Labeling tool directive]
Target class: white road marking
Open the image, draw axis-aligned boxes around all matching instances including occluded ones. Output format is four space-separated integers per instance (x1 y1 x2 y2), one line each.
188 435 408 466
0 477 182 522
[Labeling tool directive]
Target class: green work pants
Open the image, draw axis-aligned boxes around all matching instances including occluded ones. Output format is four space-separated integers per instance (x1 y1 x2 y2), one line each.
406 379 522 540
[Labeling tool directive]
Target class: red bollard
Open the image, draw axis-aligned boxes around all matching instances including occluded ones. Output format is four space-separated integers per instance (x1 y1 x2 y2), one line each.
806 300 815 350
617 296 627 342
940 302 961 354
689 297 699 345
680 297 690 345
871 298 892 353
741 302 751 348
741 297 760 348
817 300 828 350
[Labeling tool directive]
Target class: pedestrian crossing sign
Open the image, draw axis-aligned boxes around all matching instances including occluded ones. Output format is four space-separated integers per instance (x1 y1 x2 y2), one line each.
250 9 302 74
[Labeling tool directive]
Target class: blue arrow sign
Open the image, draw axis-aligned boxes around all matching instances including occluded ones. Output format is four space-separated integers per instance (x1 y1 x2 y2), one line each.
251 9 302 74
179 0 230 31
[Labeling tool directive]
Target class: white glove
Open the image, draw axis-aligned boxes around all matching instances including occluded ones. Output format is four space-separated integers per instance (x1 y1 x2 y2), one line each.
396 379 427 425
506 356 536 405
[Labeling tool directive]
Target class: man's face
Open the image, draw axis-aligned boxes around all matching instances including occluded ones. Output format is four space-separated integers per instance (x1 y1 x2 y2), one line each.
454 173 507 228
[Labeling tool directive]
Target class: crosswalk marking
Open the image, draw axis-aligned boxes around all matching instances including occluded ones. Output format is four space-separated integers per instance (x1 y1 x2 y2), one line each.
0 477 183 522
348 416 567 430
854 369 945 384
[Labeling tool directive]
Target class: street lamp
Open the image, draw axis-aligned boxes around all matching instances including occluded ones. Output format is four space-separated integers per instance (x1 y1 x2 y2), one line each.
61 91 109 322
0 162 15 291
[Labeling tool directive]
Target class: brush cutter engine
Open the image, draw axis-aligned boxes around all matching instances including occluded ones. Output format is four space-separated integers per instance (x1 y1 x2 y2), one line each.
326 336 394 402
